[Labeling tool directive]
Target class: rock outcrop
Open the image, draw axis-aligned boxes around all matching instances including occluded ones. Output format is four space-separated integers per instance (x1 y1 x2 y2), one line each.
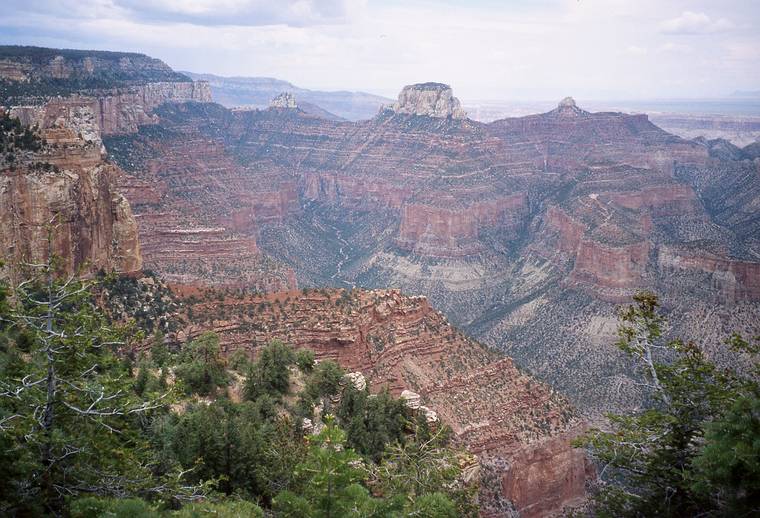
269 92 297 109
390 82 467 119
0 116 141 277
551 96 587 118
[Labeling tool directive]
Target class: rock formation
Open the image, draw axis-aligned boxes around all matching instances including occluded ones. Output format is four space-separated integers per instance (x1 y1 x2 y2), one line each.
390 82 467 119
269 92 297 109
105 102 298 291
8 82 211 137
0 115 141 277
0 46 194 97
168 286 587 517
552 96 587 117
7 45 760 516
7 45 744 421
89 80 758 418
1 45 211 137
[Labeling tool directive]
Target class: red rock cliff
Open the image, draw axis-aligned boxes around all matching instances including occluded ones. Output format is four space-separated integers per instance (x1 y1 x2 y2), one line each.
1 124 141 277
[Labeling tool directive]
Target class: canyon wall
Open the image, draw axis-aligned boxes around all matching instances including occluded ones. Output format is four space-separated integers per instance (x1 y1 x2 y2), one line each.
658 246 760 303
1 123 141 277
396 194 527 257
9 81 211 137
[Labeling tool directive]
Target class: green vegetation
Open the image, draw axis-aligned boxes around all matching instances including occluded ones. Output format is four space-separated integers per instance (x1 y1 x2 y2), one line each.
1 112 43 154
0 263 476 516
576 292 760 517
243 338 294 401
174 332 229 396
0 256 187 515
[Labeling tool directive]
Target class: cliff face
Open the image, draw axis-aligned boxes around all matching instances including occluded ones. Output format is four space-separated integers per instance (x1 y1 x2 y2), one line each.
658 246 760 303
0 120 141 276
105 103 298 291
396 195 527 257
169 286 587 517
9 81 211 137
0 45 194 99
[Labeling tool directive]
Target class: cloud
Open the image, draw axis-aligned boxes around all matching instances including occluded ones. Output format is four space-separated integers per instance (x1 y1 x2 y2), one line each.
116 0 365 26
658 42 691 54
660 11 733 35
1 0 758 99
1 0 365 27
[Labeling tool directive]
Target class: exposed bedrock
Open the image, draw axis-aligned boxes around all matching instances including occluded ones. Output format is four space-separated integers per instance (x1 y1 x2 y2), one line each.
1 124 141 277
396 194 528 257
10 81 211 137
389 82 467 119
658 246 760 303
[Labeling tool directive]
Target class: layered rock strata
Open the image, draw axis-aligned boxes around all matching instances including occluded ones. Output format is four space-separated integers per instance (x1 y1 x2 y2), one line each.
169 286 587 517
94 83 759 419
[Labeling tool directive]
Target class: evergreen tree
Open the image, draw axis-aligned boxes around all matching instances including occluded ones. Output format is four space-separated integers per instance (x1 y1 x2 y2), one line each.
337 384 408 462
150 331 170 368
244 339 295 401
0 247 172 514
174 332 228 396
273 416 403 517
576 292 760 517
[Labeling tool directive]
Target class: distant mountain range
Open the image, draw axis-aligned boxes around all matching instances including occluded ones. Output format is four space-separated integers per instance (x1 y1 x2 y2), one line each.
181 71 392 121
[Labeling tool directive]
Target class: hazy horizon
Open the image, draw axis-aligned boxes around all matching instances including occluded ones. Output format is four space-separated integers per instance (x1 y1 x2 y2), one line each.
2 0 759 101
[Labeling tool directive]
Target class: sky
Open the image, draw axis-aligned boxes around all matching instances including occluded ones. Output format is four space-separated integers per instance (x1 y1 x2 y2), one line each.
1 0 759 100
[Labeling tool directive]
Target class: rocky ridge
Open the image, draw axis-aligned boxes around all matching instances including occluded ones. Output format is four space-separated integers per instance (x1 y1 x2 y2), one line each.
0 46 193 97
167 285 588 517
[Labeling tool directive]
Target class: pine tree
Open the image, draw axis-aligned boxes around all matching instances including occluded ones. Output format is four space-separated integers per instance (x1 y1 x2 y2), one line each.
0 239 168 513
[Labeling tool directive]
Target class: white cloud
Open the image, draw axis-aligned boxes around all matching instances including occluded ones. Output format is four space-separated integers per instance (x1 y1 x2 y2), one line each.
2 0 366 27
626 45 647 56
1 0 758 99
660 11 734 35
658 42 691 53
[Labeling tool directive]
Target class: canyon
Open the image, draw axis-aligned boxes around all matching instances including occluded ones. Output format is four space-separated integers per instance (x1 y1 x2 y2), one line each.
100 82 760 418
3 45 760 516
